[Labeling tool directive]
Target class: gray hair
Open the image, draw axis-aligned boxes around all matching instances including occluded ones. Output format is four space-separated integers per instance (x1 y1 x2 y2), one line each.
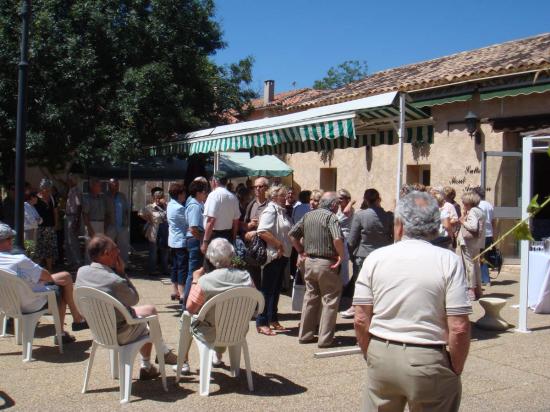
39 178 53 190
319 192 339 210
206 238 235 269
267 184 288 200
395 191 440 239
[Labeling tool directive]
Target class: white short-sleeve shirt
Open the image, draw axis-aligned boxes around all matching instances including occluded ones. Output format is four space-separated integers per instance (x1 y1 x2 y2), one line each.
0 252 47 313
203 187 240 231
478 200 494 237
353 239 472 345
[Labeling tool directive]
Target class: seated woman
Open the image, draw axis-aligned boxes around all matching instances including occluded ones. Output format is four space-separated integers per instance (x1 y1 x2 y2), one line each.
176 238 254 374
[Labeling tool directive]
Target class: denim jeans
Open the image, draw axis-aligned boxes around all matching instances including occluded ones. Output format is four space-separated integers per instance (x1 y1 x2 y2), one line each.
183 238 203 306
256 256 289 327
148 241 169 275
171 247 188 286
480 236 493 284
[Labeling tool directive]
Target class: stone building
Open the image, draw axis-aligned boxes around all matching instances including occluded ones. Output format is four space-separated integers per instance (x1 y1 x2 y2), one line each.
242 33 550 261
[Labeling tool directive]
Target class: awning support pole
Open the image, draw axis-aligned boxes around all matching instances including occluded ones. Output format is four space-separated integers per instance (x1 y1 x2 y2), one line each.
395 93 406 201
213 151 220 173
517 136 532 333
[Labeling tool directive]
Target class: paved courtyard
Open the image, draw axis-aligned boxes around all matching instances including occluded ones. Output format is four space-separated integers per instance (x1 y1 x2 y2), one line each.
1 264 550 411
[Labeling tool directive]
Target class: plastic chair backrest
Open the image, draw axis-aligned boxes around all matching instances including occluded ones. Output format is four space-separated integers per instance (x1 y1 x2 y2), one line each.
75 287 132 348
197 287 264 347
0 269 28 317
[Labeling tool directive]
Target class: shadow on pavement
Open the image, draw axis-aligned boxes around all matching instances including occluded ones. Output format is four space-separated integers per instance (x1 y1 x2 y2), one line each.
207 371 307 397
470 322 514 341
489 279 518 286
480 292 514 299
132 376 194 402
32 339 92 363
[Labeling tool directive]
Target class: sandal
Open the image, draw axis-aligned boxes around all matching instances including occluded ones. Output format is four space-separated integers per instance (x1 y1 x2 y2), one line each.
270 322 286 331
257 326 276 336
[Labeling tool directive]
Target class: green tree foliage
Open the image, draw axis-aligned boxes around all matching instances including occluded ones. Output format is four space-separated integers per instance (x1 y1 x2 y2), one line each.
0 0 256 177
313 60 368 90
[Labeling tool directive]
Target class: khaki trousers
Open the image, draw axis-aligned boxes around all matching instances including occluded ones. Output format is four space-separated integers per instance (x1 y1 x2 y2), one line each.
459 244 481 290
299 257 342 346
363 338 461 412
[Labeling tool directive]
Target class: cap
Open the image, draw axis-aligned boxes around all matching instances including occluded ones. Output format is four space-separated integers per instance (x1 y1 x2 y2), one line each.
213 170 227 180
0 223 16 241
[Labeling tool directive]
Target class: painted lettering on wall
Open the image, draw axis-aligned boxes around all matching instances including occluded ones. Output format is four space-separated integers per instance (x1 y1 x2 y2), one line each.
449 165 491 192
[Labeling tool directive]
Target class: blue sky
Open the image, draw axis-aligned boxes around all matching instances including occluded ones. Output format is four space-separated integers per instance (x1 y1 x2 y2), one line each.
213 0 550 95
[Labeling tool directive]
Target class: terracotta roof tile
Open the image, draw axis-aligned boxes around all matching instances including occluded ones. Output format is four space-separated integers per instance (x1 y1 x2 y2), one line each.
286 33 550 110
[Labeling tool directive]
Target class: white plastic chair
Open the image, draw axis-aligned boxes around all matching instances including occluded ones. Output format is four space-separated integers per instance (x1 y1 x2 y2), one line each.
74 287 168 404
0 269 63 362
176 287 264 396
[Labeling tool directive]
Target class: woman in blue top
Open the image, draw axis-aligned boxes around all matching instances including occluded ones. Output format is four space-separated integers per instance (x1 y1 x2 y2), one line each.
167 182 187 301
183 180 209 306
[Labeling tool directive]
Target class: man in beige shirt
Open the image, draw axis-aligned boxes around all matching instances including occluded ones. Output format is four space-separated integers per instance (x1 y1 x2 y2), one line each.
353 191 471 412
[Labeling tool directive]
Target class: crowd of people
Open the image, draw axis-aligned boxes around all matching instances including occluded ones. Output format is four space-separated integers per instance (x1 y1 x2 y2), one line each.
0 173 496 410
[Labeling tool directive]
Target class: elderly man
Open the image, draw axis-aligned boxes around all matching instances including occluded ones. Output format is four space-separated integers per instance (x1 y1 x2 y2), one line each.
64 174 83 269
76 234 177 380
177 238 254 374
289 192 345 348
200 171 240 255
0 223 87 343
82 178 107 238
353 192 471 412
105 178 130 263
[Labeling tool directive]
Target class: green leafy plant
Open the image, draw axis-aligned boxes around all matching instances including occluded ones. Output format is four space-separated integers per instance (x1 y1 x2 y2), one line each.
24 239 36 260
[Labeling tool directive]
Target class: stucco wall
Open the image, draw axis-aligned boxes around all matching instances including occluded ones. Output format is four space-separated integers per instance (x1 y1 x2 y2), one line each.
286 92 550 211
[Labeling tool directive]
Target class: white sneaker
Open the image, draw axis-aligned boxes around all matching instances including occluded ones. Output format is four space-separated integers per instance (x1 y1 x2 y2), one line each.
339 308 355 319
172 362 190 375
212 357 223 367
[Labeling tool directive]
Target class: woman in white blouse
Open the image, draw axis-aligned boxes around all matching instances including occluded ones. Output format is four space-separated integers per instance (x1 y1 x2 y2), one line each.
250 184 293 336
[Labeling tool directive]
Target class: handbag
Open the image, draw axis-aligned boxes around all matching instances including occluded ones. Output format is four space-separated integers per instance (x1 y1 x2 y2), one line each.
246 234 267 266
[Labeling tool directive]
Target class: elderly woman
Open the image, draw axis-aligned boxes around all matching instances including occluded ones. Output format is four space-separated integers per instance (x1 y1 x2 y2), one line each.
34 178 58 272
250 184 293 335
24 191 42 242
458 191 486 301
342 188 393 318
336 189 355 240
176 238 254 374
167 182 187 302
432 191 456 249
309 190 323 210
183 180 209 306
139 190 169 276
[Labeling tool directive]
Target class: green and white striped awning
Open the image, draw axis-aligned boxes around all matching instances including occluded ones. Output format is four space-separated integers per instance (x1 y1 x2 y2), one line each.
251 125 434 155
188 117 355 155
148 91 432 157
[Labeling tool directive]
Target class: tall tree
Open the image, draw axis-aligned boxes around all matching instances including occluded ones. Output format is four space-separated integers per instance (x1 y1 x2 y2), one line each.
0 0 256 179
313 60 368 90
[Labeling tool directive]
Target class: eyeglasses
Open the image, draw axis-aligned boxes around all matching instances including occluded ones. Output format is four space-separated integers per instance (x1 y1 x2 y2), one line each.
253 185 267 189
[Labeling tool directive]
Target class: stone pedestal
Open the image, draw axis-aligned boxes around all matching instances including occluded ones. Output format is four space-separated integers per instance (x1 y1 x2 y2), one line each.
476 298 512 331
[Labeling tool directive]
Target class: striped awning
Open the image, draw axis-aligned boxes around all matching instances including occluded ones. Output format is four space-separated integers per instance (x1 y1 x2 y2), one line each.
251 125 434 155
148 91 432 157
188 116 355 155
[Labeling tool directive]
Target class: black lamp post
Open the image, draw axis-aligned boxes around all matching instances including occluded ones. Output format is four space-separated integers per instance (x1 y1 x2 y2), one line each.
14 0 31 252
464 111 481 145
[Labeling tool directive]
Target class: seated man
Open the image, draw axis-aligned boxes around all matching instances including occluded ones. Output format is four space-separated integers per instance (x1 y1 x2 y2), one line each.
177 238 254 374
0 223 87 343
75 234 177 380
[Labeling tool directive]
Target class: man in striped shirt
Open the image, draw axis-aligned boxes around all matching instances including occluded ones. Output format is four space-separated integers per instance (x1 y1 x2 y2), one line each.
289 192 345 348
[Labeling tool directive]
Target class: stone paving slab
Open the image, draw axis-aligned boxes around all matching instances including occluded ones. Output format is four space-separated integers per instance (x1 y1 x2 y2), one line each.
1 265 549 411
